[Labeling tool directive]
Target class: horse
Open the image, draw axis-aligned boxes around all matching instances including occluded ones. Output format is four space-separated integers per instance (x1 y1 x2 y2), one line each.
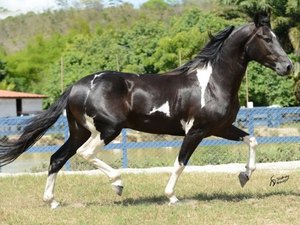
0 12 293 208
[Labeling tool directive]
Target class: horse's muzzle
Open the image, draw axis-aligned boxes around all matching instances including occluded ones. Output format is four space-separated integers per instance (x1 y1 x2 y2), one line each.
276 60 293 76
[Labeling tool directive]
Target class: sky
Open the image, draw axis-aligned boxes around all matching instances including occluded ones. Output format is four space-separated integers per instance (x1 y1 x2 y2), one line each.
0 0 148 19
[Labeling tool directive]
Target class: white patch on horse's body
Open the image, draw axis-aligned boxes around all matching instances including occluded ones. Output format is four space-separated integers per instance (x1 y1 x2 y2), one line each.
77 115 103 160
149 101 170 117
196 63 212 108
85 73 104 109
91 73 104 89
180 118 195 134
84 90 91 108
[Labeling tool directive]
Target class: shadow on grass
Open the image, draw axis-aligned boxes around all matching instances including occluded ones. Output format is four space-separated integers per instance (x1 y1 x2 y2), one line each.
193 190 300 202
63 190 300 208
115 190 300 206
118 196 168 206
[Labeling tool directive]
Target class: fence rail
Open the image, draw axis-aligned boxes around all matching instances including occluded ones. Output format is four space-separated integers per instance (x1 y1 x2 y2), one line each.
0 107 299 172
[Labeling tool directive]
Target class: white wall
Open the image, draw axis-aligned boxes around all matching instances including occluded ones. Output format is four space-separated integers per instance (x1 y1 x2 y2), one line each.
0 99 17 117
22 99 43 114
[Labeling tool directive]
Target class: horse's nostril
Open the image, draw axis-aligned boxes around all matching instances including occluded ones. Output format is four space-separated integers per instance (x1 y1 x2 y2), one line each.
287 64 292 72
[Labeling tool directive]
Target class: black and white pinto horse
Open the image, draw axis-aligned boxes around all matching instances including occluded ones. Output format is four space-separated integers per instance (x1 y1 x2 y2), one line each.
0 12 293 208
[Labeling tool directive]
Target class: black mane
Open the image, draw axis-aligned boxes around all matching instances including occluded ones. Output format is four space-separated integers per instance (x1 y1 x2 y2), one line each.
165 25 235 75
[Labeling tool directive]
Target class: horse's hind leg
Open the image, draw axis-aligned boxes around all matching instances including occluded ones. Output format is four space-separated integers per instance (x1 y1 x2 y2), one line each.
43 138 80 209
43 120 90 209
76 117 123 196
76 133 123 195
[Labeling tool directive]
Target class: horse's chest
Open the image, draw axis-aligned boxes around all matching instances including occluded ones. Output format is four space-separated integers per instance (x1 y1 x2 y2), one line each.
203 102 238 127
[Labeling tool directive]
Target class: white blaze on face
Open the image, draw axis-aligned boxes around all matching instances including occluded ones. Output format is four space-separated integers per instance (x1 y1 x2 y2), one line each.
149 101 171 117
196 63 212 108
270 31 277 38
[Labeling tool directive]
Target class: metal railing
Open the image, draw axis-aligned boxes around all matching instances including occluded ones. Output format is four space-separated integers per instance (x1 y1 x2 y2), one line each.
0 107 299 172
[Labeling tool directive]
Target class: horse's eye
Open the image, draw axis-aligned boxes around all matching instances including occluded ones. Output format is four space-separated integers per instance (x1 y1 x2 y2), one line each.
264 37 272 43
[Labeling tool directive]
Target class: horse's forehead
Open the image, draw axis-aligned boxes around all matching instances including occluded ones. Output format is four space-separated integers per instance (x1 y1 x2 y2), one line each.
260 26 275 36
270 30 276 38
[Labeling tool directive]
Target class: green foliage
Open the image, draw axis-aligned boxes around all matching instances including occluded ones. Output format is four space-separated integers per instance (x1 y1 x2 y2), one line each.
239 60 297 106
4 34 67 92
151 28 206 71
0 60 7 81
0 2 298 107
141 0 169 10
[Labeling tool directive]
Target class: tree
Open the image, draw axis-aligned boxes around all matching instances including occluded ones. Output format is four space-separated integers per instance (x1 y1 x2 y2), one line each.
141 0 169 10
218 0 300 106
218 0 272 16
0 60 6 81
239 61 297 106
218 0 300 54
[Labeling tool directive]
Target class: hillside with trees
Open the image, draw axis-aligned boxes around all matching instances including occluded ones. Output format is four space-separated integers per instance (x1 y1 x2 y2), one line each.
0 0 299 107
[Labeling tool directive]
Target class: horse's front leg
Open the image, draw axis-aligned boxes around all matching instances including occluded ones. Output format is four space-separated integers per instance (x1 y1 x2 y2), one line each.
216 125 257 187
239 136 258 187
164 156 185 205
165 128 203 205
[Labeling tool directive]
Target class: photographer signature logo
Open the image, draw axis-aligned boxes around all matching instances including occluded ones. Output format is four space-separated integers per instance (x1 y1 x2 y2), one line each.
269 175 289 187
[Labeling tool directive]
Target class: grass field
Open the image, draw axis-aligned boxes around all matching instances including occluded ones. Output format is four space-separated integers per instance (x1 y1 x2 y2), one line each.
1 170 300 225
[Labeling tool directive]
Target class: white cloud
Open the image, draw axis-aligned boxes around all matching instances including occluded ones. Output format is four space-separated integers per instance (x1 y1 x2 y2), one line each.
0 0 58 13
0 0 148 19
0 0 148 13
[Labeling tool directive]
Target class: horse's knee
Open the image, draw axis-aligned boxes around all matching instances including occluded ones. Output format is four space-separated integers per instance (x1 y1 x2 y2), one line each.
244 136 258 148
77 150 95 161
249 137 258 148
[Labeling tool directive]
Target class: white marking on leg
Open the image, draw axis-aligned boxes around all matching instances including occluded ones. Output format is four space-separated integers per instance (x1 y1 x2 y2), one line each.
149 101 170 117
196 63 212 108
43 173 60 209
243 136 258 178
180 118 194 134
165 157 185 205
77 115 123 192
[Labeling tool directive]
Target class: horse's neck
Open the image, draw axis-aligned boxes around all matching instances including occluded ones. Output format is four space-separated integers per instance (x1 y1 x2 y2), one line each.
210 25 253 98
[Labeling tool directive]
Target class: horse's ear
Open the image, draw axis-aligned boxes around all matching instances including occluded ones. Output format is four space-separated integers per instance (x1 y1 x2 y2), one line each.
254 11 271 28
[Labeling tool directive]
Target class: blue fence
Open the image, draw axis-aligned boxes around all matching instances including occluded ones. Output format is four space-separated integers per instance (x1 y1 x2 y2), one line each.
0 107 299 171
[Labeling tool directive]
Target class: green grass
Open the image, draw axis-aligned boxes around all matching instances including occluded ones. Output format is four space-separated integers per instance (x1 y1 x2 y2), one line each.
1 171 300 225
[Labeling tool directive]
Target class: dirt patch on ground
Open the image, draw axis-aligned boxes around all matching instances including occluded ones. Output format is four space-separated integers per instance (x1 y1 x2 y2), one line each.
255 127 300 137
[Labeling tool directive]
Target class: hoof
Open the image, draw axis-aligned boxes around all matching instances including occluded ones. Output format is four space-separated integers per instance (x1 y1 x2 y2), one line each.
238 172 249 188
168 196 180 206
50 200 60 209
112 185 124 196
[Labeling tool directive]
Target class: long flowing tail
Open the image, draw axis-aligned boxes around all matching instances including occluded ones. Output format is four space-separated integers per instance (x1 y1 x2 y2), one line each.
0 87 73 167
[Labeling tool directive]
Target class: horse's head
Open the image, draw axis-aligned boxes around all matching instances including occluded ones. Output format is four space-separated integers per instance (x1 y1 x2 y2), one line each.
245 12 293 76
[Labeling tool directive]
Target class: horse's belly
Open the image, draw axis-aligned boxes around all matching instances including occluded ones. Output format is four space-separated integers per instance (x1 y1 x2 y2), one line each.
126 115 185 136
